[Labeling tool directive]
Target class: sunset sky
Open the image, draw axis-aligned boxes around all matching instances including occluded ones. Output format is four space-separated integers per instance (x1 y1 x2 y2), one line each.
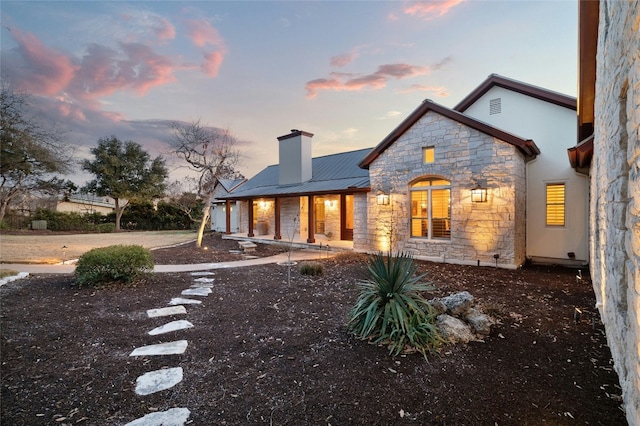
1 1 578 183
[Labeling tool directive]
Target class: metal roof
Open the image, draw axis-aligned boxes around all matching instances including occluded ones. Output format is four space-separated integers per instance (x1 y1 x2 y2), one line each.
223 148 371 199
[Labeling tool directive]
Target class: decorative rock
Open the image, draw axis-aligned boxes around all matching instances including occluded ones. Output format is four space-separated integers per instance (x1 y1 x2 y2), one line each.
440 291 474 316
147 306 186 318
427 298 447 315
465 308 495 335
190 272 214 276
169 298 202 305
124 407 191 426
129 340 188 356
135 367 183 395
0 272 29 287
181 287 211 296
148 320 194 336
193 277 214 283
436 314 477 344
190 283 213 288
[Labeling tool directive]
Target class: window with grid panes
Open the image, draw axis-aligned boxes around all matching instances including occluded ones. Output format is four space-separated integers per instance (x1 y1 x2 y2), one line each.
410 178 451 239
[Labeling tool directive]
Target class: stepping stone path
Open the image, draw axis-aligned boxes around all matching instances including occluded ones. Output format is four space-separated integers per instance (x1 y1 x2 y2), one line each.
148 320 194 336
147 306 186 318
135 367 184 395
125 271 214 425
124 408 191 426
169 297 202 305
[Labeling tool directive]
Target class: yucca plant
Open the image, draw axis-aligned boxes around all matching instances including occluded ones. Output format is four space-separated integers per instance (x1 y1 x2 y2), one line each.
348 251 441 358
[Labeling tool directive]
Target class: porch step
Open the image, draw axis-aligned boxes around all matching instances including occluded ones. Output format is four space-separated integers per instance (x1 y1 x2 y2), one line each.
238 241 257 252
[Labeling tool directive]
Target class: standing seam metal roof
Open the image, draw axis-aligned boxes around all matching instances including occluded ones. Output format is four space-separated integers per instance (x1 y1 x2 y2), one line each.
222 148 372 199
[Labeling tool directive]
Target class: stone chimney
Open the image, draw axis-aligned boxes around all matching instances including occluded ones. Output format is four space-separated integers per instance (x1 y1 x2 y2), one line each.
277 129 313 185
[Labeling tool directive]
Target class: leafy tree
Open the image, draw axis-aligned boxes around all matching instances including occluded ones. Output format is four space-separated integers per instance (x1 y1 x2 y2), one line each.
82 136 168 231
170 120 242 247
0 80 73 222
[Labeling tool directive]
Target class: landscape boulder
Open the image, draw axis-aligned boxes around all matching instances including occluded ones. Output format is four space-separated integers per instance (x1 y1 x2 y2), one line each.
465 307 495 335
435 314 477 344
440 291 474 316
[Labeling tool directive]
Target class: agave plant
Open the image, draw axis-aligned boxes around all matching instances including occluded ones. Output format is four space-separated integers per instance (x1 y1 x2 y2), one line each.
348 251 441 358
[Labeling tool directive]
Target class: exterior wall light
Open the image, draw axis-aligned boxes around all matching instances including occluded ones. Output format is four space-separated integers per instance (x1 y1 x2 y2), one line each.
376 192 390 205
471 185 488 203
324 199 337 209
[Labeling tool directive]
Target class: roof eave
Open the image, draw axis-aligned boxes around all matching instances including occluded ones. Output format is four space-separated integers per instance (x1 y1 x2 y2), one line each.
454 74 577 112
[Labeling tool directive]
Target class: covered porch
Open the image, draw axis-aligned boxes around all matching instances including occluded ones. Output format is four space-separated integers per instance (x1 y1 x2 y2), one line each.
222 231 354 252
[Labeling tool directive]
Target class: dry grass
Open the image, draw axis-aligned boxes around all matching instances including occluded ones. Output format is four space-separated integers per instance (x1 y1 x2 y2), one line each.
0 230 196 264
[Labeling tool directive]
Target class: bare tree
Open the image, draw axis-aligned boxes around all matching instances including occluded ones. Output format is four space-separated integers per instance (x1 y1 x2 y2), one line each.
170 120 242 247
164 178 204 225
0 80 73 222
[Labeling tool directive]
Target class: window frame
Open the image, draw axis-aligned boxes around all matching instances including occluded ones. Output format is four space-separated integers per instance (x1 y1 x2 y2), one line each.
545 182 566 227
422 146 435 164
410 177 451 240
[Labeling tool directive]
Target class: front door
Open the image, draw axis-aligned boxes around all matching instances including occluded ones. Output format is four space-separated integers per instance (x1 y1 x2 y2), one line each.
341 194 354 241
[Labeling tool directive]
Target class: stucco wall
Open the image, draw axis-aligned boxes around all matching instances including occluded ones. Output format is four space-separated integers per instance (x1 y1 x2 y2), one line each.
591 1 640 423
463 86 588 262
365 111 527 268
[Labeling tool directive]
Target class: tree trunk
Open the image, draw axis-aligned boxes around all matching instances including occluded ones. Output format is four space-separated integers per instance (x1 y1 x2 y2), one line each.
114 198 129 232
195 193 215 247
0 200 8 224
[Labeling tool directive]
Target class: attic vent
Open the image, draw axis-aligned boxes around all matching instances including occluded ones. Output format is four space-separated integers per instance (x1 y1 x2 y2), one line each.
489 98 501 115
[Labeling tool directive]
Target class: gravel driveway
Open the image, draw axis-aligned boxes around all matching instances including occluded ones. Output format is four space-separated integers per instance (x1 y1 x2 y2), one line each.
0 231 197 264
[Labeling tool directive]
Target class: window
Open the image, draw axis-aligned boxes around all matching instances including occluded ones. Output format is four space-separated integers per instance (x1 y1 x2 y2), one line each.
546 183 565 226
410 178 451 239
423 147 435 164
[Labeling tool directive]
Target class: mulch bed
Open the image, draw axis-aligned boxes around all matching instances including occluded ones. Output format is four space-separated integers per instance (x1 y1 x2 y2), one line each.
0 234 626 425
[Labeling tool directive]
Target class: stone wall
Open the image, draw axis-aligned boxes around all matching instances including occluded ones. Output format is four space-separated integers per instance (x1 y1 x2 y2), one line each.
591 2 640 423
365 111 527 268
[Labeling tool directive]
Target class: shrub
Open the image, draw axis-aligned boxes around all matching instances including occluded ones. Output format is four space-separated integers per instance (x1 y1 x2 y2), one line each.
300 262 323 276
347 252 442 359
75 245 154 287
96 223 115 233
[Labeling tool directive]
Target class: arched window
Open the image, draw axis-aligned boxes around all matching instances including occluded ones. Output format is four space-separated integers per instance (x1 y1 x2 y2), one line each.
410 178 451 239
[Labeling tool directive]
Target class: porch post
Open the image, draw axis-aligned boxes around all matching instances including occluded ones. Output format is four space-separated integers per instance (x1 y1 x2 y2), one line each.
274 197 282 240
247 198 254 237
225 200 231 235
307 195 315 243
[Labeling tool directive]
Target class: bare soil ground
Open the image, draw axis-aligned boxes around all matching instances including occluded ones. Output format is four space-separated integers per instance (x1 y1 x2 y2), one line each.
0 234 626 425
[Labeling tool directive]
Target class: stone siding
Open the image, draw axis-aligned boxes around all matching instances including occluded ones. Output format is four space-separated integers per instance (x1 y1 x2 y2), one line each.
591 1 640 423
366 111 527 268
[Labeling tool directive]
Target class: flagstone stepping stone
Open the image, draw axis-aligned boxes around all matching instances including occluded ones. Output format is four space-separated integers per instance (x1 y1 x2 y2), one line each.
190 283 213 288
135 367 183 395
169 297 202 305
129 340 188 356
193 277 214 283
181 288 211 296
146 306 186 318
148 320 194 336
190 271 214 276
124 407 190 426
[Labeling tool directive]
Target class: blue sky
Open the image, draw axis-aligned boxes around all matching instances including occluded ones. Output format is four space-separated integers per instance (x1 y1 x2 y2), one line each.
1 1 578 183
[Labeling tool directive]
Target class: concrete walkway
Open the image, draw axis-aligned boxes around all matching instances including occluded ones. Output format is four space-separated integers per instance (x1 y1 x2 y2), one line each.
0 249 333 275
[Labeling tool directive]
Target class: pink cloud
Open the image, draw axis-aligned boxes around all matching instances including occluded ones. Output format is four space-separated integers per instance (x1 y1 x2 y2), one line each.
201 50 224 77
69 42 175 101
305 63 431 99
403 0 465 20
331 52 357 67
8 28 77 96
185 19 224 47
154 17 176 41
398 84 450 97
